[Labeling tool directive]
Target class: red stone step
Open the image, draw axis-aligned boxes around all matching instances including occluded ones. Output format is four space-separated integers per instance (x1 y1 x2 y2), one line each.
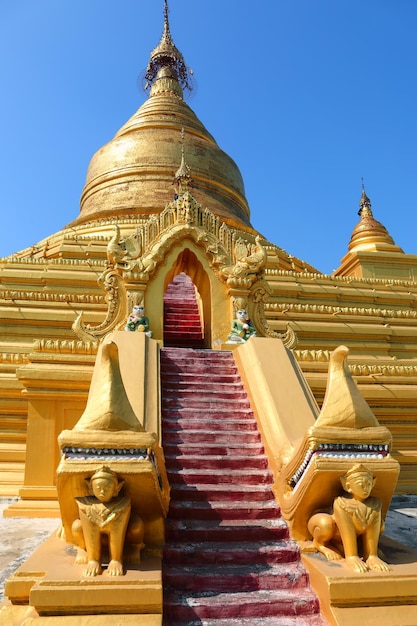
161 367 241 386
164 321 202 328
164 322 201 330
163 609 324 626
162 362 233 372
164 318 201 326
163 442 265 456
165 454 269 471
165 312 201 328
163 539 300 567
164 333 203 341
166 467 274 486
163 561 309 593
163 324 202 330
162 404 253 414
168 499 280 521
165 291 197 297
163 588 321 623
163 398 251 410
165 308 197 314
161 360 232 370
169 483 274 502
165 614 325 626
165 285 196 294
165 289 198 296
164 338 204 345
167 483 278 506
164 328 201 335
162 384 250 408
163 417 258 432
162 370 237 380
161 350 231 361
162 389 250 402
162 348 231 358
163 429 262 445
162 382 246 394
165 518 289 543
161 366 238 376
164 303 199 309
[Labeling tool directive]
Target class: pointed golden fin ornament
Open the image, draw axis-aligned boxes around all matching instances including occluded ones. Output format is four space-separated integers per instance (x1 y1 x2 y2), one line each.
74 341 144 432
313 345 380 429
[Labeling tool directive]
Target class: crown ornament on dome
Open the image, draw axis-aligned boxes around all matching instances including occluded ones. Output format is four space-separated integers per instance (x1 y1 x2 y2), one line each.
144 0 193 92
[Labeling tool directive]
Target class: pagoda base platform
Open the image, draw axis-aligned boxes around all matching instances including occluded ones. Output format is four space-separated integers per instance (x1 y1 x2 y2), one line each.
3 533 162 624
302 535 417 626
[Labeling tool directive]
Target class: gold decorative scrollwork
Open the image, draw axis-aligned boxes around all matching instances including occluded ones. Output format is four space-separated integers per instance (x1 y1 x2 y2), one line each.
251 281 298 349
72 268 128 343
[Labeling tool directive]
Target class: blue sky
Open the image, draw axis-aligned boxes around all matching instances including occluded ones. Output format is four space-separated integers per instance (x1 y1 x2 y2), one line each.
1 0 416 274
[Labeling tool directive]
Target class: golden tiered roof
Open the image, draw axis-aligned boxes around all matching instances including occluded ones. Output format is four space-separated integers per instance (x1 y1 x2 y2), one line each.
74 1 252 232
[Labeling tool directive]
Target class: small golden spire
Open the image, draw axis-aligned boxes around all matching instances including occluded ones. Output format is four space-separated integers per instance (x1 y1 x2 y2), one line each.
347 181 401 253
174 128 192 193
144 0 192 92
358 178 373 217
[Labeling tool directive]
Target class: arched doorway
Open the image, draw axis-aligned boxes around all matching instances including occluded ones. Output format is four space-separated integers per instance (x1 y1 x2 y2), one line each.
163 249 211 348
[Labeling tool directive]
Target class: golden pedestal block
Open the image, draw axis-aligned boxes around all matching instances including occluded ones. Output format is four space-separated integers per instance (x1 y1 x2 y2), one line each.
4 532 162 621
302 535 417 626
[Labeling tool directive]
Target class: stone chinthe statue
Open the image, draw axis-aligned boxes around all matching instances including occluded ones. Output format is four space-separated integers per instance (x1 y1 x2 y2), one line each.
308 463 390 573
72 466 144 577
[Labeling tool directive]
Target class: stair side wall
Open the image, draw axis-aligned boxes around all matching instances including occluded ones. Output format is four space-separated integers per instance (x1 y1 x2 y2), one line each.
233 337 320 489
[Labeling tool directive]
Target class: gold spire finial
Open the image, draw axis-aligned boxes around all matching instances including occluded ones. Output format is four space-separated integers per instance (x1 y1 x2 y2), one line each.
144 0 192 93
358 178 373 218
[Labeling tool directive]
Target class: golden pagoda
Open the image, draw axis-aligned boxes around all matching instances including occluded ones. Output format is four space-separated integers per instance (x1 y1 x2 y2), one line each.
2 2 417 623
1 0 417 509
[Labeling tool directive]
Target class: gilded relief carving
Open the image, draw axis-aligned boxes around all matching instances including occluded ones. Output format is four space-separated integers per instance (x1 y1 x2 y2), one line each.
222 235 267 284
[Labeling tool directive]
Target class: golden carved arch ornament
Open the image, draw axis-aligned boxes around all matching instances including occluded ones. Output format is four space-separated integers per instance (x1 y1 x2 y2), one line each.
71 191 294 346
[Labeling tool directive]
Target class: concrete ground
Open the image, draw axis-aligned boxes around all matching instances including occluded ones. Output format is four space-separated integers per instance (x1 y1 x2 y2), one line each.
1 495 417 603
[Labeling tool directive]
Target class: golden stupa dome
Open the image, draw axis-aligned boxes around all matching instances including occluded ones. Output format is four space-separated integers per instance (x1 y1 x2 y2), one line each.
74 4 252 232
348 185 403 254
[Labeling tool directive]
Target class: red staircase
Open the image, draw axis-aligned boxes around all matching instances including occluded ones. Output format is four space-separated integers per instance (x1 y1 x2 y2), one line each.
164 273 204 348
161 347 324 625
